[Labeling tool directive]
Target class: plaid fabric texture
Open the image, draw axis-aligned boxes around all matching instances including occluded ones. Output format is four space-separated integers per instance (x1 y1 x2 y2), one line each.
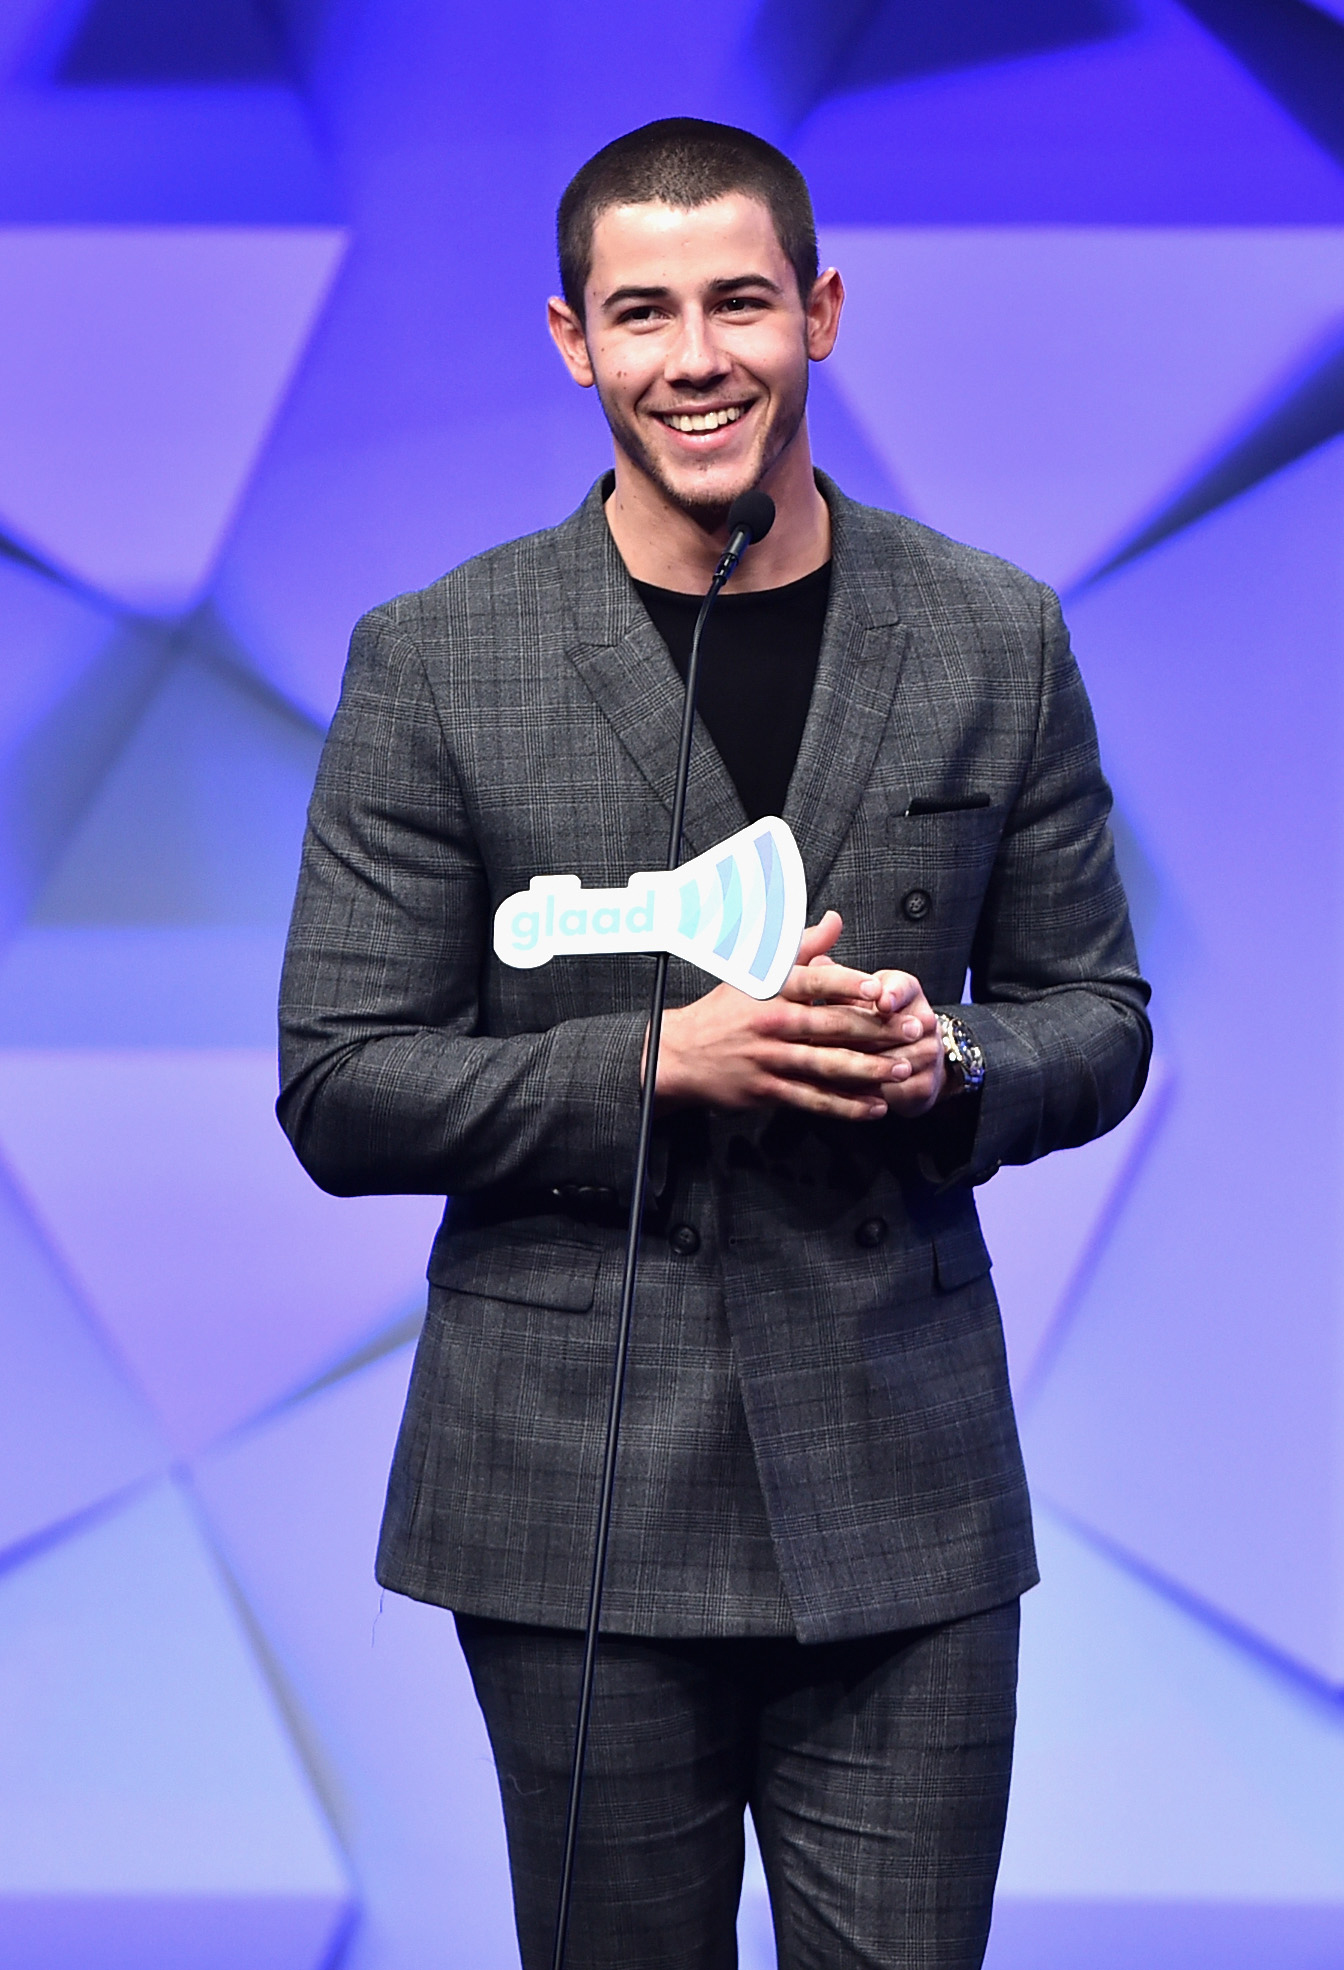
455 1602 1021 1970
278 475 1151 1641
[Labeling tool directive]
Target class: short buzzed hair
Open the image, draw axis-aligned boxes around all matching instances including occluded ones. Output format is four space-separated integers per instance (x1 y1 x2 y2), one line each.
557 117 819 322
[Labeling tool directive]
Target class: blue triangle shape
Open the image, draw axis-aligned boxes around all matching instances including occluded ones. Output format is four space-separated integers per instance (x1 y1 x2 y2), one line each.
33 647 322 929
749 0 1133 130
1182 0 1344 168
54 0 290 84
1082 321 1344 582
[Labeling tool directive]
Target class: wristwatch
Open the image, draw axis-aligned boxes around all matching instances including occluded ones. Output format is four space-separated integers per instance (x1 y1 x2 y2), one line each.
937 1013 986 1096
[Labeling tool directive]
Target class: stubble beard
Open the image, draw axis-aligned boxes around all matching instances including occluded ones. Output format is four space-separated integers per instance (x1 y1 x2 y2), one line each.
596 374 809 533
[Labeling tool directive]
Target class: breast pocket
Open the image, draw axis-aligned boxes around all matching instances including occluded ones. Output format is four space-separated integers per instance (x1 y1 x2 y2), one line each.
877 803 1006 968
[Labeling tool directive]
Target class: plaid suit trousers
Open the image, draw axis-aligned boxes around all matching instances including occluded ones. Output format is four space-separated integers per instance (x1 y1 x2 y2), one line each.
455 1599 1020 1970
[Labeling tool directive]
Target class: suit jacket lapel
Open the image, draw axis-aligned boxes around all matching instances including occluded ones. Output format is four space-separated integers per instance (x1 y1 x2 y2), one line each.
551 480 746 858
784 477 911 899
548 474 913 885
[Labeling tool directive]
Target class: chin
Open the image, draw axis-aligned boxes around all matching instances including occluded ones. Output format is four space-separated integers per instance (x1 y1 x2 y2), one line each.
662 457 765 522
668 480 744 521
611 416 773 526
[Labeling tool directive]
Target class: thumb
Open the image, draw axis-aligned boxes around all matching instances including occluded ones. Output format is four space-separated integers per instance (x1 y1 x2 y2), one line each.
793 910 844 966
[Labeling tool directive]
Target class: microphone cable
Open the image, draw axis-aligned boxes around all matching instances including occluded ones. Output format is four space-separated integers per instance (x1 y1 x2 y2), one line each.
550 488 777 1970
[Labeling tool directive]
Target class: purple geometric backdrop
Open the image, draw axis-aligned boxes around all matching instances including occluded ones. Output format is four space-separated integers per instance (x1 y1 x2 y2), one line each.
4 2 1344 1966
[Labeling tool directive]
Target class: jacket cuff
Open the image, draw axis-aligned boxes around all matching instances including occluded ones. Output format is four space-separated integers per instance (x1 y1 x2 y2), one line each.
916 1003 1044 1190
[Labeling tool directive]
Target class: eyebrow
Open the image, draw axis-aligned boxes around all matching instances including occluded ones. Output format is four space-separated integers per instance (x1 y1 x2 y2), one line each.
599 273 784 311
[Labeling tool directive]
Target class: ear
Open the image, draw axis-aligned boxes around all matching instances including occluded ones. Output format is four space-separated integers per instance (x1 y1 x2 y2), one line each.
805 267 844 363
547 296 595 388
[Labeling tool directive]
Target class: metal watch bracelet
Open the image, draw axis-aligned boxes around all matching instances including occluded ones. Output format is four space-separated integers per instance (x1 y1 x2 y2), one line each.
936 1012 986 1095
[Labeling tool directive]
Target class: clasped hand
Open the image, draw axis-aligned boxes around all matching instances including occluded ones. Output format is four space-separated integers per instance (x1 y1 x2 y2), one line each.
652 910 946 1122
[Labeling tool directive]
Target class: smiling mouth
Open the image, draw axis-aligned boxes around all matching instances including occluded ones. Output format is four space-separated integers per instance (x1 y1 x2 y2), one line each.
653 404 749 434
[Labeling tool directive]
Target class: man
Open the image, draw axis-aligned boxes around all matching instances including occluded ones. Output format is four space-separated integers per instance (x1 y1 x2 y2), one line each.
279 119 1150 1970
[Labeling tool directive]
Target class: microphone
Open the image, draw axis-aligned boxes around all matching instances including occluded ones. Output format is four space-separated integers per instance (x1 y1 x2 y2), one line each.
713 488 776 584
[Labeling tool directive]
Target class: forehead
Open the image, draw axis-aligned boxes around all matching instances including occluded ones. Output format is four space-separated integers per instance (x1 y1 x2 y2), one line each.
586 194 790 301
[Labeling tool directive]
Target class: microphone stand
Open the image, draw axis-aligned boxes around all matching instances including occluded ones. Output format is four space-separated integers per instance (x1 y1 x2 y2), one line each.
550 494 773 1970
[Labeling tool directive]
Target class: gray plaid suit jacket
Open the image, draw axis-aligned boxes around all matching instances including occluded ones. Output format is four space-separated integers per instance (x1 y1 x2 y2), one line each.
278 472 1151 1644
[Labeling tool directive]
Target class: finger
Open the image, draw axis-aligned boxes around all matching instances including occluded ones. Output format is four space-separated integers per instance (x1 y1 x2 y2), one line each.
855 969 926 1018
819 973 928 1034
767 1002 902 1050
767 1041 911 1089
876 1042 949 1112
873 1038 943 1082
756 1073 890 1123
782 960 880 1007
796 987 929 1049
770 998 943 1056
792 911 844 968
880 1072 944 1117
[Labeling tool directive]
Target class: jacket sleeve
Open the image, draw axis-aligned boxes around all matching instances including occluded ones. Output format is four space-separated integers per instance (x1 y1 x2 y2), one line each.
924 584 1152 1185
277 606 647 1197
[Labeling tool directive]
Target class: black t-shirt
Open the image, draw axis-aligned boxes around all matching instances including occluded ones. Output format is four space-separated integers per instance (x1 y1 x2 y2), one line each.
633 562 831 824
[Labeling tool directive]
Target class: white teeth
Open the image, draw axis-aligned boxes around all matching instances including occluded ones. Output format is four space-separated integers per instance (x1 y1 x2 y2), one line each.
664 406 744 433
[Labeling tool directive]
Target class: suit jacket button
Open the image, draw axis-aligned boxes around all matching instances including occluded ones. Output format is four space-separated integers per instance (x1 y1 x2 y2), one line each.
669 1223 701 1257
902 888 932 922
855 1216 888 1250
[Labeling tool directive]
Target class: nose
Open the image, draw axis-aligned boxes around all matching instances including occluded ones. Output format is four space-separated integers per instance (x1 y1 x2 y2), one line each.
666 306 728 388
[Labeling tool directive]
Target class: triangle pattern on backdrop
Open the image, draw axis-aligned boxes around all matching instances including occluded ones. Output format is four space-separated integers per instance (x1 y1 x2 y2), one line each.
33 648 323 930
746 0 1131 133
54 0 291 84
0 1155 165 1562
1181 0 1344 171
820 224 1344 590
0 556 166 943
995 1511 1344 1913
1086 319 1344 579
978 1058 1171 1396
793 0 1344 221
193 1346 523 1970
0 226 346 613
0 1049 442 1454
0 1478 350 1966
1024 434 1344 1687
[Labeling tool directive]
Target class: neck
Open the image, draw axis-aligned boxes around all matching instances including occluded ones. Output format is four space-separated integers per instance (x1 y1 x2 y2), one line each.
604 424 831 595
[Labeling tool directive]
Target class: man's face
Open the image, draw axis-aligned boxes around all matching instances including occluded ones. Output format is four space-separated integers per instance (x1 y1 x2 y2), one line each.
550 194 841 523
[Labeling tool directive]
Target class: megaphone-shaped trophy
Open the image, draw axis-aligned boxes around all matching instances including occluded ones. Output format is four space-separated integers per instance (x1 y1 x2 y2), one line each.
501 490 791 1970
492 813 807 1000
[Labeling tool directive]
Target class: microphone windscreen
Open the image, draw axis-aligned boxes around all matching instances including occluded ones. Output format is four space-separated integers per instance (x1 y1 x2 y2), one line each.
726 489 776 545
